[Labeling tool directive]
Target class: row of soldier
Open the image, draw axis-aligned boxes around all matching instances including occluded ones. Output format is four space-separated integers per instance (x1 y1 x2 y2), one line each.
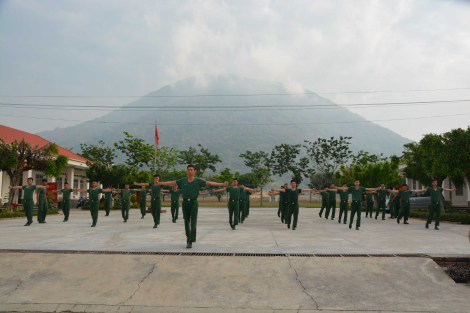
9 165 455 248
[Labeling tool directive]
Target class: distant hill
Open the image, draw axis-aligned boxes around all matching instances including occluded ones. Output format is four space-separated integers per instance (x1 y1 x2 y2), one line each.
38 75 412 173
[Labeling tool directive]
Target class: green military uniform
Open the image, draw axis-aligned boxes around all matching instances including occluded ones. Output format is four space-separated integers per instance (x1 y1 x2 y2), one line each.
337 189 349 224
239 189 247 223
426 187 444 229
103 191 112 216
139 188 149 218
365 192 375 218
280 192 288 223
389 193 397 218
61 188 73 221
176 177 206 246
149 182 163 228
348 186 366 229
120 189 133 222
37 187 48 223
22 185 36 225
245 190 252 217
169 188 182 222
375 188 388 220
397 190 413 224
319 191 329 218
226 186 243 229
284 188 302 229
326 190 337 219
87 187 102 227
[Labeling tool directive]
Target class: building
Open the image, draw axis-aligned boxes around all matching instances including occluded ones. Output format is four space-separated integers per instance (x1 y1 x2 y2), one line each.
0 125 89 205
398 164 470 208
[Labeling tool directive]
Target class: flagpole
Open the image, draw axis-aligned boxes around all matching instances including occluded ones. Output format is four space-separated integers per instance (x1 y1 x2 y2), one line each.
154 119 157 174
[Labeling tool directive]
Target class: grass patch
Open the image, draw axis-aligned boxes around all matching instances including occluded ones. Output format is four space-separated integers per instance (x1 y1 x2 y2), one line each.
0 209 59 219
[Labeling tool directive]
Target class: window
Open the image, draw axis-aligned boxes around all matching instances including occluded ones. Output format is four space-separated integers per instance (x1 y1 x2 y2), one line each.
80 180 84 189
73 179 79 195
35 174 43 185
413 180 416 190
456 185 464 196
56 177 63 190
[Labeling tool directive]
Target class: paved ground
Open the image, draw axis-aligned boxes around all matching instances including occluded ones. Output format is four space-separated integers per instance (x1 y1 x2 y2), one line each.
0 207 469 254
1 253 470 313
1 207 470 313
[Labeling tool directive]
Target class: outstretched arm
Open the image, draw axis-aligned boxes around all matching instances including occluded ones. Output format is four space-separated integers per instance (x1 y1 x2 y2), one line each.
50 190 61 193
212 188 227 193
102 188 112 192
206 181 228 187
8 185 23 190
112 189 121 194
156 180 177 187
74 188 88 193
271 189 286 192
35 185 47 189
443 188 457 192
412 189 427 194
199 192 209 196
302 188 316 192
133 182 149 187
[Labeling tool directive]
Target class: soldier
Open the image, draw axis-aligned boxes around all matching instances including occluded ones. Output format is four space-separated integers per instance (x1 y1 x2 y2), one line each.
213 180 254 229
276 186 284 219
425 179 455 230
51 182 73 222
271 181 314 230
112 184 135 222
365 190 376 218
9 177 47 226
135 185 149 219
36 178 49 223
336 180 376 230
155 164 228 248
315 186 330 218
388 189 398 219
336 183 349 224
75 181 113 227
389 184 428 225
326 183 337 220
103 187 113 216
368 183 389 220
134 174 163 228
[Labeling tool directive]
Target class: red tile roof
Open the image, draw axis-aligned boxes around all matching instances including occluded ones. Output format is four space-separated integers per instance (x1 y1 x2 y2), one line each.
0 125 88 162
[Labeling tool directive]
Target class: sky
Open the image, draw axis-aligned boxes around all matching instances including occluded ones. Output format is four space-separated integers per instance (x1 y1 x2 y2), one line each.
0 0 469 142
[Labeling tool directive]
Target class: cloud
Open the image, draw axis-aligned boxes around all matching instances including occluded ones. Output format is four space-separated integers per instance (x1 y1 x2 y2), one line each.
0 0 469 140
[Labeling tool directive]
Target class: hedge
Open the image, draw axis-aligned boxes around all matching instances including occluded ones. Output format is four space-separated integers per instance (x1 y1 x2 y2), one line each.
0 209 59 219
409 209 470 225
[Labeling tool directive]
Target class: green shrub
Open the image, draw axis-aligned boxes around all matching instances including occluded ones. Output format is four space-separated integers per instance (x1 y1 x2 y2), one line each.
0 208 59 219
130 194 137 203
409 210 470 224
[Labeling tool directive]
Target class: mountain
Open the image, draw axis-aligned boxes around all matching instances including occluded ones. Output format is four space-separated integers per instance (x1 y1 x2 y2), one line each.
37 75 412 173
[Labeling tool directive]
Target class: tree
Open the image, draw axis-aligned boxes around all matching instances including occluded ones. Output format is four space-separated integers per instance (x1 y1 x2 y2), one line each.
114 132 153 169
269 144 311 184
239 150 273 206
0 139 68 211
401 134 448 188
179 144 221 177
304 136 352 190
212 168 239 202
153 146 180 180
79 140 116 164
440 127 470 188
351 150 388 167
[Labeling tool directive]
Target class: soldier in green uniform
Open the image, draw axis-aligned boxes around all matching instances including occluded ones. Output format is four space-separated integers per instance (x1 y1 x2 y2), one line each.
135 185 149 219
336 183 349 224
75 181 112 227
368 183 389 220
326 183 337 220
51 182 73 221
113 184 134 222
315 186 330 218
337 180 376 230
168 185 182 223
365 190 376 218
103 187 113 216
156 164 228 248
389 184 424 224
425 179 455 230
388 190 398 219
9 177 47 226
134 174 163 228
35 179 49 223
213 178 251 230
272 181 314 230
280 183 289 222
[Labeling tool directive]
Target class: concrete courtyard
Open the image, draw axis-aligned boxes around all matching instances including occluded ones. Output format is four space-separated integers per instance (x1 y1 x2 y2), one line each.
1 207 469 313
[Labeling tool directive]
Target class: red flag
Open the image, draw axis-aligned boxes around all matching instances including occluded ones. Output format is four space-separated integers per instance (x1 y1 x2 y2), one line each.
155 125 159 145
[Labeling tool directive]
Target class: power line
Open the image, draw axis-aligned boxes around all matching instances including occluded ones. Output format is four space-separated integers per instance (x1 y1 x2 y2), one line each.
2 112 469 126
1 87 469 98
0 99 469 111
